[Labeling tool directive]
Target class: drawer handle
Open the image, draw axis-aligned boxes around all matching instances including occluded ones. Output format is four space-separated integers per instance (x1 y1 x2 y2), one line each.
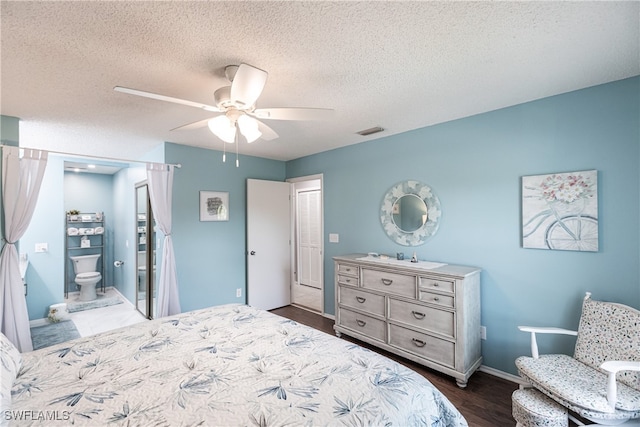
356 296 366 303
433 283 439 287
433 297 440 302
345 268 351 272
412 338 426 347
356 319 367 327
381 278 393 286
345 279 351 283
411 310 426 319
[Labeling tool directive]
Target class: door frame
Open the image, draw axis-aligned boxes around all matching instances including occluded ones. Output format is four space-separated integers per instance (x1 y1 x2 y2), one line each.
134 180 154 319
287 174 324 315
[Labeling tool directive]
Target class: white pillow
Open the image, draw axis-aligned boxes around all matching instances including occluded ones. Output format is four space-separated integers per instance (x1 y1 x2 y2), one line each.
0 332 22 416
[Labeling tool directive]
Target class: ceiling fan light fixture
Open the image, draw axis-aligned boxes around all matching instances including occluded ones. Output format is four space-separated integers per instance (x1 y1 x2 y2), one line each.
208 116 235 143
242 127 262 143
238 115 262 143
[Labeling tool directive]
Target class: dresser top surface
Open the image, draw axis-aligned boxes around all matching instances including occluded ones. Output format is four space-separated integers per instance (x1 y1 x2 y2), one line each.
334 254 481 278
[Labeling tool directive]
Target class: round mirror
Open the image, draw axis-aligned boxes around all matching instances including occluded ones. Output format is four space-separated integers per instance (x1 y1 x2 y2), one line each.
380 180 441 246
392 194 428 232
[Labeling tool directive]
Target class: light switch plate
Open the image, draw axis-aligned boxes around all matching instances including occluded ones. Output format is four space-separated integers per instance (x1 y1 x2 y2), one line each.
35 243 48 253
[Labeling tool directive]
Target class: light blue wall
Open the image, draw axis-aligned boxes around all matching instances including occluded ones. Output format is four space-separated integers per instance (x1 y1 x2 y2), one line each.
0 116 19 145
21 156 65 319
163 143 286 312
286 76 640 376
64 172 115 288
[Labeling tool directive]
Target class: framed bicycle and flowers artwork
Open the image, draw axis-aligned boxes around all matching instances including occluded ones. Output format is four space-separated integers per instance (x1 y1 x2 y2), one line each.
521 170 598 252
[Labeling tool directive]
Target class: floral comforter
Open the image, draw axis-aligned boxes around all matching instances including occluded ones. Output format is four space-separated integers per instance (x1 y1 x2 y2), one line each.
11 304 467 426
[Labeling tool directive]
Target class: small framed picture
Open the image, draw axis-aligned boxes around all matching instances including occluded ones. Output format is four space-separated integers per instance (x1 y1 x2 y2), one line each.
200 191 229 222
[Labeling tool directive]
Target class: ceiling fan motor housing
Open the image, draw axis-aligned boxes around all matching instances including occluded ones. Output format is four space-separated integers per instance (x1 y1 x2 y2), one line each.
214 85 255 112
224 65 239 82
214 86 233 109
213 64 246 110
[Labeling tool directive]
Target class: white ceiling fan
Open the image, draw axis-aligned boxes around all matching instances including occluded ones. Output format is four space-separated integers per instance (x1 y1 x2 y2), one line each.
114 63 333 165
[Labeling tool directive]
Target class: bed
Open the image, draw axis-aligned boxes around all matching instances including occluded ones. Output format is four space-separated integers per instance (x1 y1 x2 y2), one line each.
3 304 467 426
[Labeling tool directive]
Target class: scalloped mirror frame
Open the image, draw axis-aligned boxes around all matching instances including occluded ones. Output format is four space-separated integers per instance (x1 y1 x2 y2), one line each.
380 180 442 246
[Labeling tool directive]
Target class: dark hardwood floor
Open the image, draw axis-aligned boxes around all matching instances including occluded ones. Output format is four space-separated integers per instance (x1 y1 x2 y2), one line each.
271 305 519 427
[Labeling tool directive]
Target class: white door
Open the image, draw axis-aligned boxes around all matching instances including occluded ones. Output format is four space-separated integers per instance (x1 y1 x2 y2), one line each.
297 189 322 289
247 179 291 310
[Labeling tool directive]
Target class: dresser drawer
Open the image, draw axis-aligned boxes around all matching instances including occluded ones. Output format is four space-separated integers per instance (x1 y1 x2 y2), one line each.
338 308 385 342
337 263 359 277
388 298 455 338
417 290 455 309
419 276 455 294
362 268 416 298
389 324 455 368
339 286 385 316
337 274 359 287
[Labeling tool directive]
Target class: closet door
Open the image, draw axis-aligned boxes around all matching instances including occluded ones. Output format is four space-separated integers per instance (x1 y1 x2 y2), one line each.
298 190 322 290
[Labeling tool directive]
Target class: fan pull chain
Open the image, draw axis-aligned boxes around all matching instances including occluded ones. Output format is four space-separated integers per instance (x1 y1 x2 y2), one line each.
222 137 227 163
234 122 239 167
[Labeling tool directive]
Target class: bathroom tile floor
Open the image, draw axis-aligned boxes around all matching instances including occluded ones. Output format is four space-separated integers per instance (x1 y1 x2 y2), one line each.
65 287 147 337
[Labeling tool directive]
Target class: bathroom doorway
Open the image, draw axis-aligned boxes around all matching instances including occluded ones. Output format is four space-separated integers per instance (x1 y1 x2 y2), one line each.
60 160 127 308
135 181 156 319
19 151 149 332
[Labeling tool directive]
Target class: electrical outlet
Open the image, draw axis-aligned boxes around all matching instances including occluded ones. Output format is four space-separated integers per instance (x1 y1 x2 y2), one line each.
236 288 242 298
35 243 48 253
329 233 339 243
480 326 487 340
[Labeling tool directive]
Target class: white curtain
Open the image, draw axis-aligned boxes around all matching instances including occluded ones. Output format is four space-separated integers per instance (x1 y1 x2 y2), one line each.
1 147 48 352
146 163 180 317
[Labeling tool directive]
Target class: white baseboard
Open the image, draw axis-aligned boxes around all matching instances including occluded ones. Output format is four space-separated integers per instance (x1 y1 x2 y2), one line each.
109 286 135 309
29 318 49 327
478 365 528 385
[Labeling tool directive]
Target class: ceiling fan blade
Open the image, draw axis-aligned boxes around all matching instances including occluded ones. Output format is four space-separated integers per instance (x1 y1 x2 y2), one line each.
170 117 219 132
252 107 334 121
114 86 220 112
230 64 268 109
256 119 279 141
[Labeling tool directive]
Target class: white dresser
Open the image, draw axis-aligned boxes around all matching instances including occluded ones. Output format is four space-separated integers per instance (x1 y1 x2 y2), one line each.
334 254 482 387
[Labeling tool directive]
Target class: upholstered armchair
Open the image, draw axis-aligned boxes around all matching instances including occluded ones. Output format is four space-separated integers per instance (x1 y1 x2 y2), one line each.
516 292 640 426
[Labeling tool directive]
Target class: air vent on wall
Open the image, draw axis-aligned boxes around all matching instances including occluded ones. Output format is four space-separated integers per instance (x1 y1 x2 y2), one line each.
356 126 384 136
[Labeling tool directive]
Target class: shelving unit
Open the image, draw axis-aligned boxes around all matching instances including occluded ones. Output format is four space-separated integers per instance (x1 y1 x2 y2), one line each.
137 213 147 300
137 214 146 251
65 212 106 298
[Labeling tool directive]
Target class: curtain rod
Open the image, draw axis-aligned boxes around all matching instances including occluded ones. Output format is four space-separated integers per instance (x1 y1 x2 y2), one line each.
0 144 182 169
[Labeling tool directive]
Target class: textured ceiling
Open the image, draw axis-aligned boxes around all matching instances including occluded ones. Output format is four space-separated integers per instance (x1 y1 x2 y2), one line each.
1 1 638 162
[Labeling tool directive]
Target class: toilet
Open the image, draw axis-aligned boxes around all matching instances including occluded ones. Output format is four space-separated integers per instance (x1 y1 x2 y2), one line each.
70 254 102 301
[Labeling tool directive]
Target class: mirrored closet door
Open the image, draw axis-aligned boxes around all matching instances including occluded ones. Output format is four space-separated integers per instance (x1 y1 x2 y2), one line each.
135 182 156 319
